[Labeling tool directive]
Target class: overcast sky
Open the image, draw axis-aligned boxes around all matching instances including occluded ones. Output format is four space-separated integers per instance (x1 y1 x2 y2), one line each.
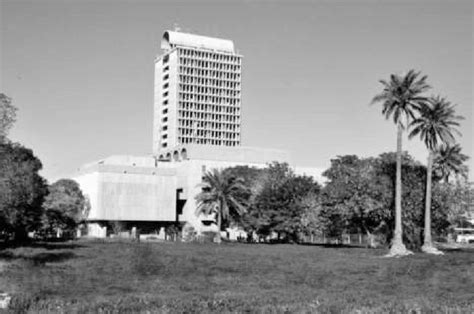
1 0 472 182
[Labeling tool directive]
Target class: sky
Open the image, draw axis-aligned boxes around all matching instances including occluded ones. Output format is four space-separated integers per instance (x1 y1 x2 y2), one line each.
1 0 472 182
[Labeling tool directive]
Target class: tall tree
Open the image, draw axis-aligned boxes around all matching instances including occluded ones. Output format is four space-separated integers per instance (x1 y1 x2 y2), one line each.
433 143 469 183
195 169 248 243
223 165 264 230
409 96 463 254
0 142 47 241
322 155 391 247
242 162 294 238
377 152 427 249
371 70 430 256
42 179 88 238
0 93 17 143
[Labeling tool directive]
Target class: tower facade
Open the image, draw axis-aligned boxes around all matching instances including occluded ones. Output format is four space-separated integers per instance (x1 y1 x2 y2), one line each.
153 31 243 157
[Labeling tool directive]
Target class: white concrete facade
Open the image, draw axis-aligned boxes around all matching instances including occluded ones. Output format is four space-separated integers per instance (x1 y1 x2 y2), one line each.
153 31 242 156
74 146 306 235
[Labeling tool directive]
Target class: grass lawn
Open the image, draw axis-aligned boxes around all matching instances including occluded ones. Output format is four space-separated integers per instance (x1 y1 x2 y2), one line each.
0 240 473 312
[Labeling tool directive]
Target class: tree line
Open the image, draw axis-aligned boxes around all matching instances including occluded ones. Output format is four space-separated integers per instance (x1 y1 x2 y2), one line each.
197 156 470 248
0 94 87 242
197 70 471 255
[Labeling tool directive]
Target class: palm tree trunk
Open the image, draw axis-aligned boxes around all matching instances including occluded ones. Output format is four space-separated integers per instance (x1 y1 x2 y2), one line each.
215 201 222 244
387 123 411 256
422 151 443 254
424 151 433 246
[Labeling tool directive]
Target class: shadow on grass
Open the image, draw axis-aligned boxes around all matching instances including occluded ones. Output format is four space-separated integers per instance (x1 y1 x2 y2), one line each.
299 242 371 249
0 240 84 251
205 240 374 249
0 250 76 265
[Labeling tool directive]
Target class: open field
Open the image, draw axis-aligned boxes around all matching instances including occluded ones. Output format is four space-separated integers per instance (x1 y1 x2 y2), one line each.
0 241 473 313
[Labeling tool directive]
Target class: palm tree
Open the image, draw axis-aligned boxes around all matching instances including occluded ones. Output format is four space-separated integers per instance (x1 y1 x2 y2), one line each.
371 70 430 256
195 169 248 243
433 143 469 183
409 96 463 254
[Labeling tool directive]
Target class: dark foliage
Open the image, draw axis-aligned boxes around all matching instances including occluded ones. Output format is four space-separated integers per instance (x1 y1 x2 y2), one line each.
0 142 48 241
321 152 468 250
41 179 87 239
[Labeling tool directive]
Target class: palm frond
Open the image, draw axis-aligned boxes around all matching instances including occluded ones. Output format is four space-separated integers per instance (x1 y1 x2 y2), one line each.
195 168 249 225
372 69 431 127
409 96 464 151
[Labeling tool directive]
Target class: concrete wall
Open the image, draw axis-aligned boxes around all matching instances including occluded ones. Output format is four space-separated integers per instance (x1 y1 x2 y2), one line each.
154 49 179 156
158 144 290 164
97 171 176 221
74 156 177 222
73 148 325 237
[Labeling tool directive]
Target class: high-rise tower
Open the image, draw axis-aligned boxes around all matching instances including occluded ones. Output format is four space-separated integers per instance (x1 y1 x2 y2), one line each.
153 31 243 157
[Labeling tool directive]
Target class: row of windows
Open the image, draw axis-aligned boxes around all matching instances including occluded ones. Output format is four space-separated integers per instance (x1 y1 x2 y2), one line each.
178 128 239 138
178 121 240 132
179 94 240 106
179 103 240 114
178 137 240 146
178 48 241 64
178 111 240 123
180 79 240 91
179 116 239 126
179 100 239 109
179 78 240 91
179 67 240 81
159 62 170 149
179 88 240 98
179 57 241 72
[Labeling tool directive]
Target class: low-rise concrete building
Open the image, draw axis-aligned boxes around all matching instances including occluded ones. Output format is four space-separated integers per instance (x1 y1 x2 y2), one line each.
74 146 324 237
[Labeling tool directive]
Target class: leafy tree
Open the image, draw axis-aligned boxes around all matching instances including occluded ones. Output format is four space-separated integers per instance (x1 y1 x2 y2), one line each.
239 162 293 238
248 163 321 242
322 156 391 247
433 143 469 183
41 179 87 238
409 97 463 254
0 142 47 241
315 151 467 250
431 180 472 237
371 70 430 256
299 193 328 239
272 175 321 242
195 169 248 243
0 93 17 143
376 152 428 249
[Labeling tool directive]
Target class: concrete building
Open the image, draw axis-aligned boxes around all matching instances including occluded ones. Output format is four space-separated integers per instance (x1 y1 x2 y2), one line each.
153 31 242 156
75 146 292 237
74 30 324 238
